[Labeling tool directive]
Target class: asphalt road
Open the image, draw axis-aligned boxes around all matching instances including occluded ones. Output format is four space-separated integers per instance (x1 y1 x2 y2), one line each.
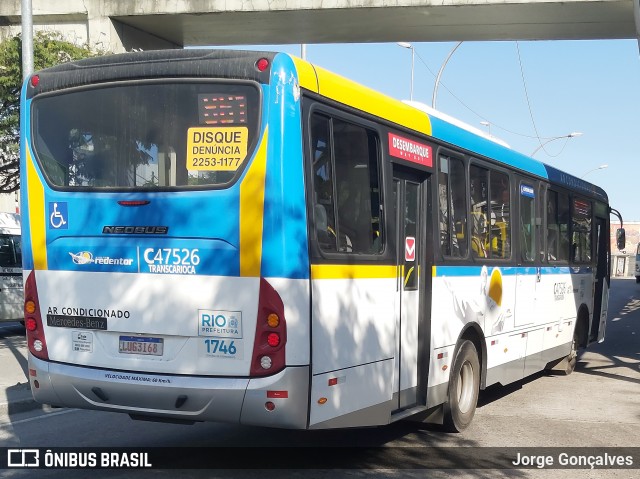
0 278 638 478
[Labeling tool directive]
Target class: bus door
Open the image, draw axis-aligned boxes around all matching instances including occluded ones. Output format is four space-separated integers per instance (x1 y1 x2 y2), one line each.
590 205 610 342
392 168 430 411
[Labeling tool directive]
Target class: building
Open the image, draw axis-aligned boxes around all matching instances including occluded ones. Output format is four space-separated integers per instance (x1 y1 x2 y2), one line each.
611 220 639 278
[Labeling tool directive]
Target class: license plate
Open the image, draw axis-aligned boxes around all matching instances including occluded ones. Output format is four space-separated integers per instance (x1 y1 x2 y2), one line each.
119 336 163 356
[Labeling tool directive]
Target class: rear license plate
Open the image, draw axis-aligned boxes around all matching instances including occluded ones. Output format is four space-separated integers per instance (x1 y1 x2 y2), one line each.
119 336 163 356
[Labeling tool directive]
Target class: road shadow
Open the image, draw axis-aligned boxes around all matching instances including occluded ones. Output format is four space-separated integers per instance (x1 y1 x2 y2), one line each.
574 279 640 385
132 419 529 477
0 323 28 377
0 323 42 419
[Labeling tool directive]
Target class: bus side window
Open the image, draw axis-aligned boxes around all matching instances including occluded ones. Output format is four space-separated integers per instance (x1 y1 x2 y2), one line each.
438 155 468 258
547 190 559 261
310 114 338 252
519 183 536 263
490 171 511 259
309 113 382 255
572 197 592 263
333 125 381 254
470 165 489 258
546 189 571 262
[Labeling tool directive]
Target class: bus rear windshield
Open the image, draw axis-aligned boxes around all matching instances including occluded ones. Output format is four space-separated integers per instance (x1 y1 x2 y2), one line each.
32 82 260 189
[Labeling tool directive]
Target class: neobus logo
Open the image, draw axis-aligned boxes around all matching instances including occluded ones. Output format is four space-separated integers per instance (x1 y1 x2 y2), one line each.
102 226 169 235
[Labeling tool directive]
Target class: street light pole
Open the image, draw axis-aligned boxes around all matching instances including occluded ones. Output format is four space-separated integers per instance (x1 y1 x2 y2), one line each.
21 0 33 79
432 41 463 109
581 164 608 178
530 132 583 157
397 42 414 101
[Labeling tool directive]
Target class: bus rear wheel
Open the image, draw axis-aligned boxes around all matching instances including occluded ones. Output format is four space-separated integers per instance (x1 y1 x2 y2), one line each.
443 340 480 432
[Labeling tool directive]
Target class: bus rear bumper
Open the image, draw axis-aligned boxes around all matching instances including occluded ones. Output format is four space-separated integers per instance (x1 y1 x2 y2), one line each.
28 354 309 428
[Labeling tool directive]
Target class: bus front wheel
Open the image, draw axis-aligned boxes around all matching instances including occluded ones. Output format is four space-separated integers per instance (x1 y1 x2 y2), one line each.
443 340 480 432
562 326 584 375
563 334 578 375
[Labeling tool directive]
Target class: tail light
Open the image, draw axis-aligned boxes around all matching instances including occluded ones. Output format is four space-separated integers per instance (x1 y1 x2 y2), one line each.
24 271 49 360
255 58 270 72
250 278 287 377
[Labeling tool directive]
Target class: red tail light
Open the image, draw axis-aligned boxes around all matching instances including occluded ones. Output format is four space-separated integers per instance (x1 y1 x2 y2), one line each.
250 278 287 377
255 58 270 72
24 271 49 360
267 333 280 347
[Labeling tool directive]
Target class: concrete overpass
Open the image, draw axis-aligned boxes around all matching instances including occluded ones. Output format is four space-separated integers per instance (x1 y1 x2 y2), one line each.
0 0 638 53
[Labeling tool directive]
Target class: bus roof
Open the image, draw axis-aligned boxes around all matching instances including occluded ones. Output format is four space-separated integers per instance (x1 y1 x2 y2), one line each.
290 53 608 203
27 48 608 203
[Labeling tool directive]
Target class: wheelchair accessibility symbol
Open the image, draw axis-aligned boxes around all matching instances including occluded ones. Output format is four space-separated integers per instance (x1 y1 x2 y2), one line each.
48 202 68 229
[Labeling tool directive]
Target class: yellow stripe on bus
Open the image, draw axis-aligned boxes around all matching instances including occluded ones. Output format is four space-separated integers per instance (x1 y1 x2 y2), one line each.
310 264 397 280
239 127 268 277
291 56 319 93
313 65 432 136
26 148 47 270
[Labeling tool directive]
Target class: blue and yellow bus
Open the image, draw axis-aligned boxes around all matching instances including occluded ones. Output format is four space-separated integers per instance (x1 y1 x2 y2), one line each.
20 49 624 431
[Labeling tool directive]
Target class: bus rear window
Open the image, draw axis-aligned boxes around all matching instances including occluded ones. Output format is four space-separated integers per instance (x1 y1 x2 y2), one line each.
32 82 260 189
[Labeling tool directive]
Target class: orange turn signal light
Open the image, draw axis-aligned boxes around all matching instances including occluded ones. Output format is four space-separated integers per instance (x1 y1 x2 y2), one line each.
25 300 36 314
267 313 280 328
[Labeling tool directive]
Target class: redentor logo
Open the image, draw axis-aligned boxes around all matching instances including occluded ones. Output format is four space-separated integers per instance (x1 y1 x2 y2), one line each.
388 133 433 167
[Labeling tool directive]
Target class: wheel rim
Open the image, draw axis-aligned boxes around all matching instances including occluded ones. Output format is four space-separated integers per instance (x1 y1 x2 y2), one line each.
456 360 475 414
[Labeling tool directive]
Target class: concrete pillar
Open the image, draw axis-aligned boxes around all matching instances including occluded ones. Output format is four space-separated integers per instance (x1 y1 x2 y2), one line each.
635 0 640 51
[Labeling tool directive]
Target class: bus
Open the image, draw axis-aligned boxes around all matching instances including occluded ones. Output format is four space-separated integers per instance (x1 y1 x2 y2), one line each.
0 212 23 322
20 49 625 431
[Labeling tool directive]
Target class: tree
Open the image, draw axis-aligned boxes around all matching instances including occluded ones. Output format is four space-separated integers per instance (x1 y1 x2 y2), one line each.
0 31 98 193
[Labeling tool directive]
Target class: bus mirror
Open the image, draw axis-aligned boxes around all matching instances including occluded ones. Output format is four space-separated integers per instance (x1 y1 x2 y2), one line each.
616 228 626 251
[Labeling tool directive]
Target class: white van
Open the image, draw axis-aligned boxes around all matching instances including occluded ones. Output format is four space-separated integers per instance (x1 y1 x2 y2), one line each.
0 213 22 322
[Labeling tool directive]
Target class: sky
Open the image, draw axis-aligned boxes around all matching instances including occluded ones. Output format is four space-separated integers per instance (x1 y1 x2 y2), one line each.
208 40 640 224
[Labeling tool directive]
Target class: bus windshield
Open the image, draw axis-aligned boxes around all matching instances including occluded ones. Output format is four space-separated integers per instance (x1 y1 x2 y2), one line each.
32 82 260 189
0 234 21 268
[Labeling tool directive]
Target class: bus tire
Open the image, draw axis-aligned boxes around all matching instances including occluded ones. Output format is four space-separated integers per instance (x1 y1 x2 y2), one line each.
563 329 580 375
443 340 480 432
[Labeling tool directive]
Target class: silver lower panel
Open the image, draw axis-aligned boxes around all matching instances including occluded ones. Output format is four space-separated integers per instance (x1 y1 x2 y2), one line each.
29 354 309 428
